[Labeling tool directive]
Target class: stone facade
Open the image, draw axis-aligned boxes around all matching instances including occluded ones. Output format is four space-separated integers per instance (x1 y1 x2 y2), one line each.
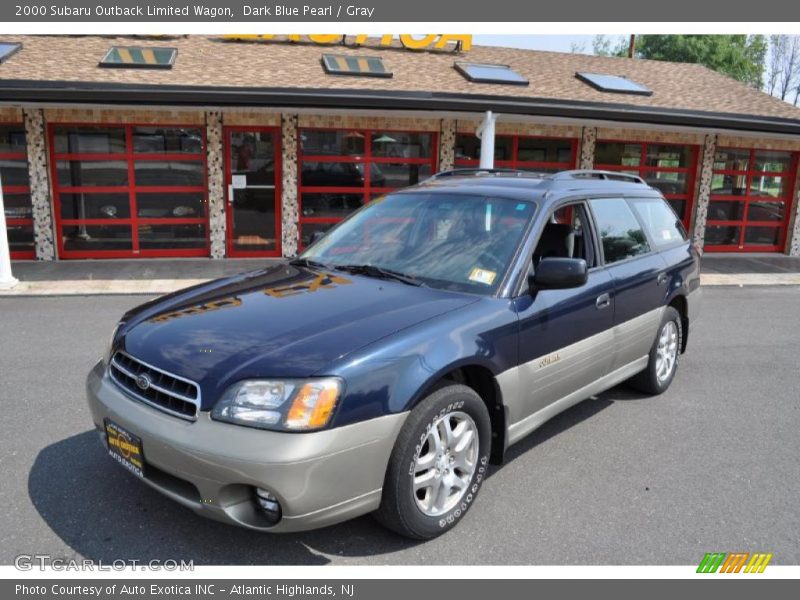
0 107 22 122
23 109 55 261
717 134 800 152
438 119 456 171
297 114 440 131
281 113 300 258
222 111 281 127
205 111 226 259
579 127 597 170
455 120 582 138
42 108 205 125
5 104 800 259
596 127 705 146
691 134 718 250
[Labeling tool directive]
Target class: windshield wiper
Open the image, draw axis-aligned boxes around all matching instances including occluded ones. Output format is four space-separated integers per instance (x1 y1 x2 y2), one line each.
334 264 424 287
289 257 331 270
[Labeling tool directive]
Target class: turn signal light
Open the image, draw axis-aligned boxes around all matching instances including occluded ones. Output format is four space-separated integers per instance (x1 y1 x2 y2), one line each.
285 380 341 430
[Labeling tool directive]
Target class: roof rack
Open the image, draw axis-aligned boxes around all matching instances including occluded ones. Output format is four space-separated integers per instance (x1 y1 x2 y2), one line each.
429 167 531 179
550 170 647 184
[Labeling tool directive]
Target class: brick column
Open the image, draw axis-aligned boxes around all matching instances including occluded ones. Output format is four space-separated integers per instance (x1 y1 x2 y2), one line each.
280 113 299 258
690 134 717 250
783 158 800 255
579 126 597 169
205 111 226 259
438 118 456 171
23 108 55 260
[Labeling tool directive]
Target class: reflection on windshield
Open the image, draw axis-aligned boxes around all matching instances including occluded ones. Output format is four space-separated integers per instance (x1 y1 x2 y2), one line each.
302 192 535 294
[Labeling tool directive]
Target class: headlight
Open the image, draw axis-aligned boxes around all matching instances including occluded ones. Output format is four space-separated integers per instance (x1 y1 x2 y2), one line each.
103 322 123 365
211 378 342 432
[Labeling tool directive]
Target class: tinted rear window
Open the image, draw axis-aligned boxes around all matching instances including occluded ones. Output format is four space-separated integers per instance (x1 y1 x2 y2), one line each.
629 197 687 247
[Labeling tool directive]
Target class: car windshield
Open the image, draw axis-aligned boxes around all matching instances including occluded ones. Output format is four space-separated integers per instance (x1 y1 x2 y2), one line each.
300 192 536 294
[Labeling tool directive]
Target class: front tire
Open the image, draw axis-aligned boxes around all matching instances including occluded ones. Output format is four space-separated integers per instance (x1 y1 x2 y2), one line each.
375 383 491 539
628 306 682 395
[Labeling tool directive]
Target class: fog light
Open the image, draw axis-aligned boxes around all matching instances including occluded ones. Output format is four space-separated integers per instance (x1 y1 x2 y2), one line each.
254 487 282 524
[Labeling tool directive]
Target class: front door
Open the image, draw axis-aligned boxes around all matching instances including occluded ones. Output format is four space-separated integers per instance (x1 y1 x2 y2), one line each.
225 127 281 257
510 202 615 430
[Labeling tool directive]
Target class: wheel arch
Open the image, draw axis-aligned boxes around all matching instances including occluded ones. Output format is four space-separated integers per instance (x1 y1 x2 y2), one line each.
667 293 689 353
410 361 507 465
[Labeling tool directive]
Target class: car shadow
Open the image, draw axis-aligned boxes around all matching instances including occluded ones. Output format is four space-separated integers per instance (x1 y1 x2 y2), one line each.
29 384 643 565
28 431 422 565
495 383 648 467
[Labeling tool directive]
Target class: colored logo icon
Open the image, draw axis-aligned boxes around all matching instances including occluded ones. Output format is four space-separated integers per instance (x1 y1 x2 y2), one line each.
697 552 773 573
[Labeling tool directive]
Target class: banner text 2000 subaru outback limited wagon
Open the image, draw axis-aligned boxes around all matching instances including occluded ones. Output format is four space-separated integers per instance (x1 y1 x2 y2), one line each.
87 169 701 539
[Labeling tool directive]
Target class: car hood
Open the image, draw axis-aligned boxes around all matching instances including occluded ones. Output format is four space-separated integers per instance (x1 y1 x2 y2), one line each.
118 264 478 409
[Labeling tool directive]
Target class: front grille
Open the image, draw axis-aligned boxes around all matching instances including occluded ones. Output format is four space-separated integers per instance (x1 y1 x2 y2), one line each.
109 351 200 420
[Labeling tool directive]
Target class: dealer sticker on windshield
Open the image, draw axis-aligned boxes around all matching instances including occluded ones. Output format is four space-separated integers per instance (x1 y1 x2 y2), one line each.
468 268 497 286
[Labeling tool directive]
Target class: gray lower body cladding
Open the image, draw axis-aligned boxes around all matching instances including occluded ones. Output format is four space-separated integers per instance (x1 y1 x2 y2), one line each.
86 361 407 532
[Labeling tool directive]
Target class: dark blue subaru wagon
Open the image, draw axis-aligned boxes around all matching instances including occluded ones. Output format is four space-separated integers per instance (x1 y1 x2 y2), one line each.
86 169 701 539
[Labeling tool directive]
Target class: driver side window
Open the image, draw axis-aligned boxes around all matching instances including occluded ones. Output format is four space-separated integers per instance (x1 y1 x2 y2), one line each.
532 202 596 268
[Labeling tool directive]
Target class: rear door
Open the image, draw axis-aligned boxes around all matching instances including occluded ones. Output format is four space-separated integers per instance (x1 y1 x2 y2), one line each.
587 197 667 372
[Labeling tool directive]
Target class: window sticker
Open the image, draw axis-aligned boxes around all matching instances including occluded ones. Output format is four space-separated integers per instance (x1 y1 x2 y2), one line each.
468 267 497 286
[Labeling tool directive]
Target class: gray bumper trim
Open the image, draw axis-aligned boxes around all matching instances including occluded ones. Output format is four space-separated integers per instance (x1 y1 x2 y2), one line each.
86 361 408 532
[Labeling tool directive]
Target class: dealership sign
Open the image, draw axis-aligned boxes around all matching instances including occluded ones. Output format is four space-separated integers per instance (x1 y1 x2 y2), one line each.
223 34 472 52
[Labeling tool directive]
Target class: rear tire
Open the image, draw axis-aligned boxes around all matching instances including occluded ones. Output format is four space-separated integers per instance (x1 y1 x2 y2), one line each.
375 383 491 540
628 306 682 395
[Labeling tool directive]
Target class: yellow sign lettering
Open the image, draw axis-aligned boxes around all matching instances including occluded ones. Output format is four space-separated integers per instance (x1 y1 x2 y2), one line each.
222 34 471 53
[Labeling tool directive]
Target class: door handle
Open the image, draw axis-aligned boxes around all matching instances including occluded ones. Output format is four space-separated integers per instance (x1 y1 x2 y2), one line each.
227 184 234 204
596 293 611 310
657 272 668 286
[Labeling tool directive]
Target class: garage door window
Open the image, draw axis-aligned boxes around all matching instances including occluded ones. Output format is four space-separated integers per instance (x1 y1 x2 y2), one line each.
298 128 437 249
594 141 699 228
455 134 577 174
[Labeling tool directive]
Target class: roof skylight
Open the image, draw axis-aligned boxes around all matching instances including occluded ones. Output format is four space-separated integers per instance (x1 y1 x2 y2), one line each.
455 62 529 85
576 72 652 96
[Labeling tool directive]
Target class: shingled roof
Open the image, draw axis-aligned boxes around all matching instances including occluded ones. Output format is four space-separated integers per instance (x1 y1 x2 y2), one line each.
1 35 799 130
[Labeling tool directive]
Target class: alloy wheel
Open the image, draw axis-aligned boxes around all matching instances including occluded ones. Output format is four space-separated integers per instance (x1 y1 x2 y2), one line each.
411 411 479 517
655 320 679 384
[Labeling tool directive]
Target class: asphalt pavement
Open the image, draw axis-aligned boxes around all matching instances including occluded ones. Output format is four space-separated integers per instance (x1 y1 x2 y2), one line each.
1 287 798 565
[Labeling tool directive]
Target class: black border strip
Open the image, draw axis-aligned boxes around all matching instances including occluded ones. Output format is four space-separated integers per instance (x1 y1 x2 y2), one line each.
0 79 799 135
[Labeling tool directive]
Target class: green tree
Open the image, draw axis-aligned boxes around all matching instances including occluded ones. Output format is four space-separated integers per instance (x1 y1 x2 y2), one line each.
592 35 628 58
634 35 767 89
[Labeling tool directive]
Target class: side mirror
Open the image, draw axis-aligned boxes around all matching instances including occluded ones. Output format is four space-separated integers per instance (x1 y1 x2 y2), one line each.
309 230 327 245
530 257 588 290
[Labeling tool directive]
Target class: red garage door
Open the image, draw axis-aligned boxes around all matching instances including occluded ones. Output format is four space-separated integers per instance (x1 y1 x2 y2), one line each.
704 148 798 252
50 123 209 259
1 123 34 259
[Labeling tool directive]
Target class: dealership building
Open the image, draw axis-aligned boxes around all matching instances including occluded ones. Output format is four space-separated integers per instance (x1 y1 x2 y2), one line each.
1 34 800 262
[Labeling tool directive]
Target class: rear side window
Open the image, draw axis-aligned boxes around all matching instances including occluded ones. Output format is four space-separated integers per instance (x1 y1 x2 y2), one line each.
629 197 687 247
589 198 651 264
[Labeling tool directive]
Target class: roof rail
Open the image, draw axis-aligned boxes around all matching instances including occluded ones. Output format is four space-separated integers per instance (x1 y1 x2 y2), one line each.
429 167 530 179
551 170 647 184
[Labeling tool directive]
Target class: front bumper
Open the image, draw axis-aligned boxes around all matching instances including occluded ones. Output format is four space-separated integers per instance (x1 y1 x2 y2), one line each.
85 361 407 532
